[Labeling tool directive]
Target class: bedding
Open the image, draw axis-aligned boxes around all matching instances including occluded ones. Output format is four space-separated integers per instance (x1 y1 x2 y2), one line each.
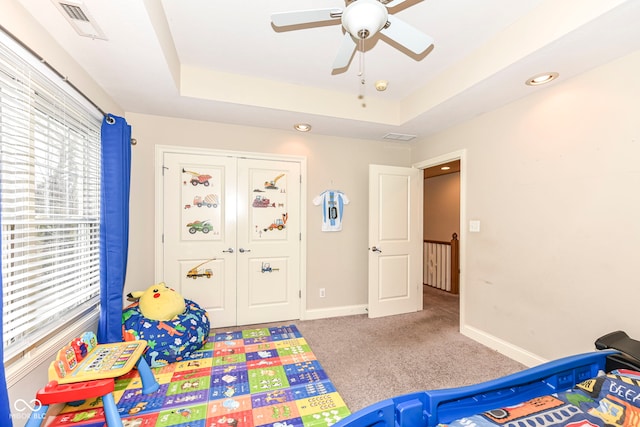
442 369 640 427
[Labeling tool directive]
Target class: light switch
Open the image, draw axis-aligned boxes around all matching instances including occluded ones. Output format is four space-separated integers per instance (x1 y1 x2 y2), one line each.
469 220 481 232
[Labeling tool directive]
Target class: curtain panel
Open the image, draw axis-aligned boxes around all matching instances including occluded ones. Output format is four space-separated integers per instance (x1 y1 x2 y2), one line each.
98 114 132 343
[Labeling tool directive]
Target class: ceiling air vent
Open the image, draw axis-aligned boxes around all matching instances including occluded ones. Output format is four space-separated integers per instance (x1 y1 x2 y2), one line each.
53 0 107 40
382 133 417 142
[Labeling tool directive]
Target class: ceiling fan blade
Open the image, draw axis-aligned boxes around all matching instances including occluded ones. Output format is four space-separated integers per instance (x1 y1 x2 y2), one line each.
383 0 410 8
271 8 342 27
332 33 357 70
380 15 434 54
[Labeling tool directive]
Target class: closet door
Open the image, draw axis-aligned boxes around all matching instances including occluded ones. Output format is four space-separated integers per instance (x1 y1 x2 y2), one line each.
161 152 302 328
162 153 237 327
236 159 301 325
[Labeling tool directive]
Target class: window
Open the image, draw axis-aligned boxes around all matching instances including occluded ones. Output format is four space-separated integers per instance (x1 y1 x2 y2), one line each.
0 29 103 361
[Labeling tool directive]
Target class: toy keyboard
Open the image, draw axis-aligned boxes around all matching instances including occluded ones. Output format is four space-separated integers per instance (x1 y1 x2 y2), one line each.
48 331 148 384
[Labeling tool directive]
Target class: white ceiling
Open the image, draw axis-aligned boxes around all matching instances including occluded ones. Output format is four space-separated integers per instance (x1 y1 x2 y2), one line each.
15 0 640 141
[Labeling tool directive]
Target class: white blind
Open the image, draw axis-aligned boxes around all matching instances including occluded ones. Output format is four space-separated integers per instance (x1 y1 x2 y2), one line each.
0 29 102 361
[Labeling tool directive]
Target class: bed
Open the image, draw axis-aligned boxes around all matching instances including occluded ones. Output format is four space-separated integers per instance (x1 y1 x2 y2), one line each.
334 331 640 427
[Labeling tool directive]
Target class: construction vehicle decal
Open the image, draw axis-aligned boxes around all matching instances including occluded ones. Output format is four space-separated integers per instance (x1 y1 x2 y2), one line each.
182 168 212 186
264 174 285 190
263 213 288 232
186 220 213 234
186 259 216 279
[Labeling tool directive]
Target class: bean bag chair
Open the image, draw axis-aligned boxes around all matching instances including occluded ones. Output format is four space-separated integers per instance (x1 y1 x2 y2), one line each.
122 299 210 367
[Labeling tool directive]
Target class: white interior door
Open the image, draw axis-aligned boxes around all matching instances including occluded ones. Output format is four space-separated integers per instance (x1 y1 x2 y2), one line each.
161 151 301 328
163 153 238 327
236 159 301 325
368 164 423 318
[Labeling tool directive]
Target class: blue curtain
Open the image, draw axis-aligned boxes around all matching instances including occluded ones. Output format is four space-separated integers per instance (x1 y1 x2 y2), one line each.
0 199 13 426
98 114 132 343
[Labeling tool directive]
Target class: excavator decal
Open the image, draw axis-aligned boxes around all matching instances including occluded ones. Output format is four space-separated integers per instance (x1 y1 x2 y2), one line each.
264 173 285 190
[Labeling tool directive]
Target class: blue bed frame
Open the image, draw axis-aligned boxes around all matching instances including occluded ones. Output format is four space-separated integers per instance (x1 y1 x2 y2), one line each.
334 331 640 427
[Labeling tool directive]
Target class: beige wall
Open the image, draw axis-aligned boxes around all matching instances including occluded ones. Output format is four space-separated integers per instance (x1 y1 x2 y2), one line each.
424 173 460 242
124 112 412 313
412 48 640 363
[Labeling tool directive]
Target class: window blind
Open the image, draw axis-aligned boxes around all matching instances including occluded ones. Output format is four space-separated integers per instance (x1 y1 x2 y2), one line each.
0 29 103 361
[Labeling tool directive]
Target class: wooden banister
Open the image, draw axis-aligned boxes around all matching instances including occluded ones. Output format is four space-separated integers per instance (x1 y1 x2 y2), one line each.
450 233 459 294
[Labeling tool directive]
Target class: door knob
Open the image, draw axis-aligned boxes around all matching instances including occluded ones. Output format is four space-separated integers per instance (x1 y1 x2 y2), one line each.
223 248 234 253
370 246 382 253
239 248 251 253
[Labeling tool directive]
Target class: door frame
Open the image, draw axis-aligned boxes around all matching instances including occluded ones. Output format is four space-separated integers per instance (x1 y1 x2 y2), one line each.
154 145 308 321
413 149 466 330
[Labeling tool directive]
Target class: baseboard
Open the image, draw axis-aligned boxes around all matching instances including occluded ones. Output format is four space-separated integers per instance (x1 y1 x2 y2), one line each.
303 304 368 321
461 324 548 367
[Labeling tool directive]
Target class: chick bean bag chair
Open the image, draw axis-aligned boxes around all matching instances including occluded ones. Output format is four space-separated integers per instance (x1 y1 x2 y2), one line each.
122 299 210 367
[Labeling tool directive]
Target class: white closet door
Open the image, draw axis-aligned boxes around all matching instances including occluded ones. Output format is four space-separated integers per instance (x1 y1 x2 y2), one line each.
162 153 237 327
161 152 301 327
236 158 301 325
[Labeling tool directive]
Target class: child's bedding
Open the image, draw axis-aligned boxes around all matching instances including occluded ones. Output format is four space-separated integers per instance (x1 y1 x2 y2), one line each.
442 369 640 427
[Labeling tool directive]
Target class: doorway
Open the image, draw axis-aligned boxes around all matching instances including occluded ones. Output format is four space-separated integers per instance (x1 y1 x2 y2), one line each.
414 150 465 324
423 160 460 293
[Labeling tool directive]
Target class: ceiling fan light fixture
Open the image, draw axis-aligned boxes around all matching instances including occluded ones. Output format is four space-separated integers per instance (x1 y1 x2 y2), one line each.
294 123 312 132
525 72 559 86
341 0 388 39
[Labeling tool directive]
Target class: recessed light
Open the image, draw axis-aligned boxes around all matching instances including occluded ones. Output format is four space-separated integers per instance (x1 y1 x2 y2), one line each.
294 123 312 132
525 72 559 86
441 166 451 171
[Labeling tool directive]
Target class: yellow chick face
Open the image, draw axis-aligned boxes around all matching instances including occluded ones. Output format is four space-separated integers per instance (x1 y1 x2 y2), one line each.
137 282 185 321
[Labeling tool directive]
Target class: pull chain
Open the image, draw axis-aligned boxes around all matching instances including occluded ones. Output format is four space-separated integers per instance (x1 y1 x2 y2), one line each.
357 37 366 108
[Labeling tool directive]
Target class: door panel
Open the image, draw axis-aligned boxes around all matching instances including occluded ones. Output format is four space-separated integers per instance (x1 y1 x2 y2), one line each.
368 164 422 318
163 153 238 327
236 159 301 325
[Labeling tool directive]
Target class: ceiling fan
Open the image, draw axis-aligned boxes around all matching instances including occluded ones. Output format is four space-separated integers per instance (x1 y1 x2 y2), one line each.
271 0 434 71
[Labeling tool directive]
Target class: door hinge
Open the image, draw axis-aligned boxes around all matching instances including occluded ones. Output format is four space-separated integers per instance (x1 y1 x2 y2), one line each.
299 232 302 241
162 233 164 243
162 165 168 176
299 175 302 183
299 290 302 298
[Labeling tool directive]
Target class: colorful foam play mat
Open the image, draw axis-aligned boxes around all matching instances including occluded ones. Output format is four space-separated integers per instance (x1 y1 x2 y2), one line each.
47 325 351 427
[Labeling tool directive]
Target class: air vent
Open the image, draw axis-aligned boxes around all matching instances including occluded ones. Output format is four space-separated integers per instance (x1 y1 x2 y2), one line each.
52 1 107 40
60 3 89 21
382 133 417 142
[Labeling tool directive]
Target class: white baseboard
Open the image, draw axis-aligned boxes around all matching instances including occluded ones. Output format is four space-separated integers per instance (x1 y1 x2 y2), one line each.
303 304 368 321
461 324 548 367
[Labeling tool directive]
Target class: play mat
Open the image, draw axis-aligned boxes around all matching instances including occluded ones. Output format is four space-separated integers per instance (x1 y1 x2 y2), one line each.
46 325 350 427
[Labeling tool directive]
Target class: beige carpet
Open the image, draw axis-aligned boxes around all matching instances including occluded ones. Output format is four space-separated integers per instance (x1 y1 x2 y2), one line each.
213 286 526 413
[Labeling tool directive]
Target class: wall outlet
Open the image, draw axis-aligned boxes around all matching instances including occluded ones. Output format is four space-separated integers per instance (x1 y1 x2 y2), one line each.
319 288 326 298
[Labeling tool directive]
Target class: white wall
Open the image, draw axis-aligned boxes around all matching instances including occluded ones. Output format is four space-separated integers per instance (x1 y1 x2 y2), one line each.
412 48 640 363
124 112 411 314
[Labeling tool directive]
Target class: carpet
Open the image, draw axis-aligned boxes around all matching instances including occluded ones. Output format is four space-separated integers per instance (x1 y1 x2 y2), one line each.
46 325 351 427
